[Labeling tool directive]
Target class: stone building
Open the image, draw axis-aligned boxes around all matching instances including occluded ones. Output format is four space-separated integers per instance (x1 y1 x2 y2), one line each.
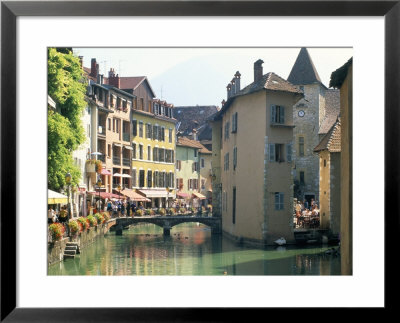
313 118 341 236
212 60 303 245
287 48 340 206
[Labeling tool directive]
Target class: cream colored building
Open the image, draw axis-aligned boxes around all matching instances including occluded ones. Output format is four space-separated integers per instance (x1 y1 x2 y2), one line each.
314 119 341 236
212 60 303 245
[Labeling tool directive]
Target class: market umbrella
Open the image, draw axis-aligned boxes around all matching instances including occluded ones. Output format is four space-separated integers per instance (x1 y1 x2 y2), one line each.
48 189 68 204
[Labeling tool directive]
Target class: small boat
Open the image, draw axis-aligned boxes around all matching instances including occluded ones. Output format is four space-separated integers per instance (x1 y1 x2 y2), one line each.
274 237 286 246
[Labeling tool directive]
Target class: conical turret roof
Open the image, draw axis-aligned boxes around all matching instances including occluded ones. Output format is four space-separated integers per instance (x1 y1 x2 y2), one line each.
287 48 322 86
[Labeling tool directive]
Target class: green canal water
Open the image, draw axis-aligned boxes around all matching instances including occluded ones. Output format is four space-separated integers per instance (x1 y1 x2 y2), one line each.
48 223 341 275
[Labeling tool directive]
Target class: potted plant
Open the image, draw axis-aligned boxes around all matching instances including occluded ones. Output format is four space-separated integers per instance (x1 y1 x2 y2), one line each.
94 213 104 225
167 208 175 216
68 219 79 236
158 208 166 216
87 215 97 227
48 223 65 241
135 209 143 217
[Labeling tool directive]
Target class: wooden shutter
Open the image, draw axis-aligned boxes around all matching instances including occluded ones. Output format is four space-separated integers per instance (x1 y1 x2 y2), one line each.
271 105 276 124
269 144 275 162
286 143 292 162
132 120 137 136
153 125 157 140
280 106 285 124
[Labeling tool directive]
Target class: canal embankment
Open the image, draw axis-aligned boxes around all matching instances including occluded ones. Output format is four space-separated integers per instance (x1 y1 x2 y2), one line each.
47 218 116 266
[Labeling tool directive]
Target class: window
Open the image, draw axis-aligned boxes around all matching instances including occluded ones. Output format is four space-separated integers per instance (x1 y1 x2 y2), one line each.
154 171 159 188
232 187 236 224
176 160 181 171
147 170 152 188
194 149 198 157
140 98 144 110
108 119 111 130
132 120 137 136
269 144 285 162
108 144 111 157
159 148 165 162
131 169 137 187
165 150 172 163
224 153 229 171
134 97 137 110
192 162 198 172
201 179 205 190
224 121 230 140
154 103 159 115
271 105 285 124
139 121 143 137
201 158 205 168
147 146 151 161
275 192 284 210
132 143 136 159
300 171 305 185
169 128 172 143
233 147 237 170
112 119 115 132
139 170 145 187
324 159 327 167
153 125 158 140
299 137 304 157
153 147 159 162
139 144 143 160
232 112 238 133
146 123 152 139
148 101 152 112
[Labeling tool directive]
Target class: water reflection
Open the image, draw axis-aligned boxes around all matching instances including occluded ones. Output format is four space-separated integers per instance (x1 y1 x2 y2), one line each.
48 223 340 276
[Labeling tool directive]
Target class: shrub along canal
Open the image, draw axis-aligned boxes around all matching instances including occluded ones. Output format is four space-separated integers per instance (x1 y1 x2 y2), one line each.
48 222 341 275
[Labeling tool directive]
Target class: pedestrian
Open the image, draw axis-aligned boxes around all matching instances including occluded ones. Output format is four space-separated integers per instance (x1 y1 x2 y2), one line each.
131 202 136 215
126 200 131 217
48 207 55 224
303 199 309 210
120 201 125 217
107 199 113 217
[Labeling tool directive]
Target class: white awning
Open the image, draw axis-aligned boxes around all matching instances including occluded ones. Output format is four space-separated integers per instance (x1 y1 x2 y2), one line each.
123 145 133 150
137 189 171 198
113 143 122 147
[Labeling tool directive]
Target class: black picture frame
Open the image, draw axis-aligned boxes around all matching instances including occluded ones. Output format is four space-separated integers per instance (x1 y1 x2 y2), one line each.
1 1 397 321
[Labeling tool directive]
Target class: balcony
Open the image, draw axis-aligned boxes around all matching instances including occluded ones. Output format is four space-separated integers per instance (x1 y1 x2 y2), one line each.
122 157 131 167
113 156 121 165
122 132 130 142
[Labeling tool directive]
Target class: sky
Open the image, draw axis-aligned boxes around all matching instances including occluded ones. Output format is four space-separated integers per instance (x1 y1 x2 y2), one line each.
73 47 353 107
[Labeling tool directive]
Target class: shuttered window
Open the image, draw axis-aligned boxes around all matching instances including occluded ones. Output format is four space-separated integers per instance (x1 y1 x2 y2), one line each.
286 143 292 162
271 105 285 124
132 120 137 136
233 147 237 170
269 144 275 162
147 170 152 188
274 192 284 210
131 169 137 187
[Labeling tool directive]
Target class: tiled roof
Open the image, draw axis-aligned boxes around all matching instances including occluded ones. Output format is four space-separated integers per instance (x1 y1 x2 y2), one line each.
174 106 219 136
237 72 303 97
287 47 323 86
177 136 205 149
213 72 302 120
314 118 341 153
319 89 340 134
120 76 156 98
330 57 353 89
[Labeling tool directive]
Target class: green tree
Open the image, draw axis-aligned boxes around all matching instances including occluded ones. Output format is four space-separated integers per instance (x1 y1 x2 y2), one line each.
48 48 87 190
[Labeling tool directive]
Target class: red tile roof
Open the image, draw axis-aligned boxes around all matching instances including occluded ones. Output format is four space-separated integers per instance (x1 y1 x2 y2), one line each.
314 118 341 153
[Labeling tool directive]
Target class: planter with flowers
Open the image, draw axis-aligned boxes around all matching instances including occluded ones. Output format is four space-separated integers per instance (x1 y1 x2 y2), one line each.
48 223 65 242
157 208 166 216
87 215 97 228
68 219 80 237
94 213 105 225
77 217 88 232
135 209 143 217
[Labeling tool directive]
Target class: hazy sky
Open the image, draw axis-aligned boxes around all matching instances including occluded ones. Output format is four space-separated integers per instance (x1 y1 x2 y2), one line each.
74 47 352 107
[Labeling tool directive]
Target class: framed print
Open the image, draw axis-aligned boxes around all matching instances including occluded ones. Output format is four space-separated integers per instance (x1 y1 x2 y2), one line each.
1 0 397 321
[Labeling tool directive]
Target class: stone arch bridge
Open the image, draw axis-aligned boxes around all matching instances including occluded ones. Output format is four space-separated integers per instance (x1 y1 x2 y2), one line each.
112 216 222 236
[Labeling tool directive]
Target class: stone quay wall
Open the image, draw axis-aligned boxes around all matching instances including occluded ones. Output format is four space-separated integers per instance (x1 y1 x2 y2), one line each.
47 219 116 266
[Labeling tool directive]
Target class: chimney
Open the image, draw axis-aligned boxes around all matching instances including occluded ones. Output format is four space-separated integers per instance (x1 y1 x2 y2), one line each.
235 71 241 92
221 99 226 107
254 59 264 82
108 68 120 88
227 83 232 99
193 129 198 141
78 56 83 69
90 58 98 77
231 78 236 95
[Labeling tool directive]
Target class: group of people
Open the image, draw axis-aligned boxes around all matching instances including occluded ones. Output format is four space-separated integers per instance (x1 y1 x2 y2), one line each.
294 198 320 228
104 199 145 218
47 205 69 224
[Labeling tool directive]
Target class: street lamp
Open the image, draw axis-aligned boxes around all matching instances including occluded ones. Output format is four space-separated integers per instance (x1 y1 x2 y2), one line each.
65 172 72 220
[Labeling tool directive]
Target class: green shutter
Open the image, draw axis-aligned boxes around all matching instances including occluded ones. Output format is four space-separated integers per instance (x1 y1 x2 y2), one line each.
286 143 292 162
271 105 276 123
269 144 275 162
280 106 285 124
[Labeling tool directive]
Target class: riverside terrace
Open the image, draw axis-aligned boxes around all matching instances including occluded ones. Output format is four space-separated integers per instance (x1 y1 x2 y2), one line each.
112 215 222 236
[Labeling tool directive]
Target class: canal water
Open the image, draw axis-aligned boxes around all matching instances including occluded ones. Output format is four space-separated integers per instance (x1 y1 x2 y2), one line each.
48 223 341 275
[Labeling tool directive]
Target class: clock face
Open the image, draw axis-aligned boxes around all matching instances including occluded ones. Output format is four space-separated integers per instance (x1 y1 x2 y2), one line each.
298 110 305 117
